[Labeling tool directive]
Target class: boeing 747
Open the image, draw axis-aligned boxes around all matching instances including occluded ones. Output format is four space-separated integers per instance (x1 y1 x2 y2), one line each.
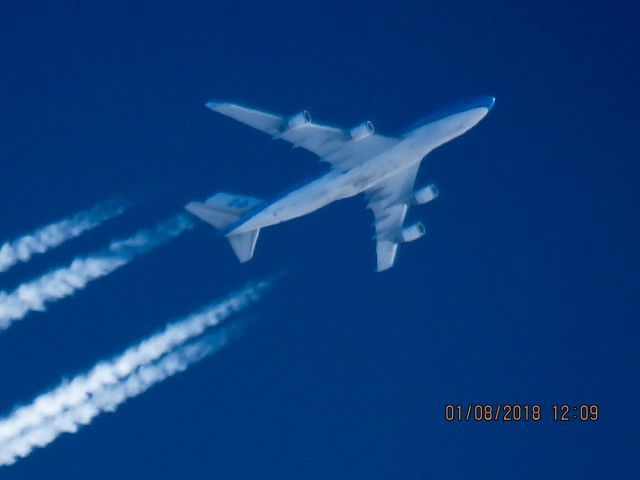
186 96 495 271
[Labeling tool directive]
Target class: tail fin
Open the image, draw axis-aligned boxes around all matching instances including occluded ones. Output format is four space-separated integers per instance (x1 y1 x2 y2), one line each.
227 229 260 263
185 192 263 263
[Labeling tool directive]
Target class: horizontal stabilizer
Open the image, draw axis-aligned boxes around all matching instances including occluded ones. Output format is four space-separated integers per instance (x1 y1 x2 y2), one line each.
204 192 263 212
185 192 263 230
185 202 238 230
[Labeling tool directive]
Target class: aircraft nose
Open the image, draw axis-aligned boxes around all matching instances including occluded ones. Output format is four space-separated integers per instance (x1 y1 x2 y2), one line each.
461 95 495 113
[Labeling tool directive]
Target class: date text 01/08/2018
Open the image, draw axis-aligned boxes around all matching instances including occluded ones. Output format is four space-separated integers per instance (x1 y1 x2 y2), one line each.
444 404 599 422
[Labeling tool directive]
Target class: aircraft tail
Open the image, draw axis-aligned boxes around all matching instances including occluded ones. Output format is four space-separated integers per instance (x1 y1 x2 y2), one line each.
185 193 263 263
226 229 260 263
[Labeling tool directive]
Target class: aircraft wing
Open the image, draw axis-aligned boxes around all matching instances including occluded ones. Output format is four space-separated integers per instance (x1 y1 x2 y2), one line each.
206 102 398 171
364 163 421 271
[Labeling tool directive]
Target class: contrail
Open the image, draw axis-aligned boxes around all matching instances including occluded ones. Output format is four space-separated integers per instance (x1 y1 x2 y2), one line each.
0 214 194 331
0 200 128 274
0 329 241 466
0 280 270 466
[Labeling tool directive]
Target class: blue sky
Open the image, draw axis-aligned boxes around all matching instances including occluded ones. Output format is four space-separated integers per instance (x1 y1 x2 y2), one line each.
1 1 638 478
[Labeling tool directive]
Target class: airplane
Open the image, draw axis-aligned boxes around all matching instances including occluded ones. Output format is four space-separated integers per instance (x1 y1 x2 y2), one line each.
186 96 495 271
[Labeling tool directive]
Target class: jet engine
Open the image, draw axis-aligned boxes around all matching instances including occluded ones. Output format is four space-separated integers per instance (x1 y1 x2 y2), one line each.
400 222 426 243
349 121 375 140
414 184 439 205
287 110 312 130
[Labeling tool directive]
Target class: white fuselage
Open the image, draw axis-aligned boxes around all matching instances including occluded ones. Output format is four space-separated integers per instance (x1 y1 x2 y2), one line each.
229 105 491 235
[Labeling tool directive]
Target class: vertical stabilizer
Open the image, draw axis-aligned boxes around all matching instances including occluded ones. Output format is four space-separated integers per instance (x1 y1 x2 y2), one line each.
227 229 260 263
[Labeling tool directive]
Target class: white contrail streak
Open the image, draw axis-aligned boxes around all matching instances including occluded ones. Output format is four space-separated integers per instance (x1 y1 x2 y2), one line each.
0 280 270 466
0 214 193 331
0 200 128 274
0 330 239 466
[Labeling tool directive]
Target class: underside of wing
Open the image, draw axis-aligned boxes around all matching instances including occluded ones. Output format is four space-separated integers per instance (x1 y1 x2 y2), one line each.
206 101 398 172
365 163 421 271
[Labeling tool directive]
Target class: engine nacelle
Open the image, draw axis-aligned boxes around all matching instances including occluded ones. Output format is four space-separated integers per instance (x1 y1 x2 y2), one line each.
349 121 375 140
400 222 426 243
413 184 439 205
287 110 312 130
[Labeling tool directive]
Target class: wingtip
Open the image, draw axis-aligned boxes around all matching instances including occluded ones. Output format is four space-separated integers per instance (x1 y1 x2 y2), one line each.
205 101 223 111
375 264 393 273
184 202 199 214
